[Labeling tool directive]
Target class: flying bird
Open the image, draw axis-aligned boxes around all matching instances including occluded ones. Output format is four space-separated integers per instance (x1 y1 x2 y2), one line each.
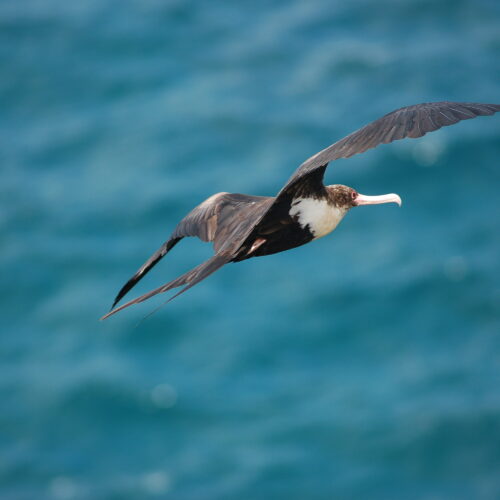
101 101 500 320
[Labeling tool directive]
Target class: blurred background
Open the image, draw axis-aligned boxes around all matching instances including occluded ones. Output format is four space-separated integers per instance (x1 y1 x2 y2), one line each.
1 0 499 498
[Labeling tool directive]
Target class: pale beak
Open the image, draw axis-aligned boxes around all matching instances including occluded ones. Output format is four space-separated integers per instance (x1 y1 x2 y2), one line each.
354 193 402 207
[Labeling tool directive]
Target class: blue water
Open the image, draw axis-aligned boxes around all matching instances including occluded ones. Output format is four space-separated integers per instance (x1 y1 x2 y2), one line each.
1 0 500 498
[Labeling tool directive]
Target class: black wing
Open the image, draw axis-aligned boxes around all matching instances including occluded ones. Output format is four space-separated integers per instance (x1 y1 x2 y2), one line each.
279 101 500 195
111 192 273 308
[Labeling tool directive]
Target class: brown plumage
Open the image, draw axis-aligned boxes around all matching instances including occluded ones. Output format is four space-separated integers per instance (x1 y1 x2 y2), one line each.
101 101 500 320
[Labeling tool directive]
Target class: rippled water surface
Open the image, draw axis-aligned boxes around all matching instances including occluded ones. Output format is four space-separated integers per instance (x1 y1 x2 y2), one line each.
1 0 500 498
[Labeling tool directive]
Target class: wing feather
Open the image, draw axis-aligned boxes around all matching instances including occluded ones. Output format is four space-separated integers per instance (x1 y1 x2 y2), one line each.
279 101 500 194
110 192 227 308
101 255 230 320
110 193 273 309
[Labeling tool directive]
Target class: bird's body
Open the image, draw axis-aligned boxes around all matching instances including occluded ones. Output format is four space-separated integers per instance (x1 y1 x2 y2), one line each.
101 101 500 320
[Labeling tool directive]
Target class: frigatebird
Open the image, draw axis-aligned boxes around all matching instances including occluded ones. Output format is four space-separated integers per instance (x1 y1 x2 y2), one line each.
101 101 499 320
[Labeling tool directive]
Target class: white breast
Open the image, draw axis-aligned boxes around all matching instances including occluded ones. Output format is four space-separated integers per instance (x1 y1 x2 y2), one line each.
289 197 346 239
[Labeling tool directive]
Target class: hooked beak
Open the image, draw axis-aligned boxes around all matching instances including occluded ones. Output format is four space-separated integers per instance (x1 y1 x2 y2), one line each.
354 192 402 207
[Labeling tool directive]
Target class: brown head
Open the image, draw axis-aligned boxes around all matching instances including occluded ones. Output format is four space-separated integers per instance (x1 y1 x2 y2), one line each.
326 184 402 210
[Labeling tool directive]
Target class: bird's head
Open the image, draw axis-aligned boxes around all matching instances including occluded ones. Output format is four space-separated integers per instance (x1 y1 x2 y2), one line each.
326 185 402 210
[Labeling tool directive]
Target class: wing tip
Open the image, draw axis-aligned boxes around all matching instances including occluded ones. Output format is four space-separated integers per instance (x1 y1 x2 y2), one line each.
100 297 136 320
100 308 119 321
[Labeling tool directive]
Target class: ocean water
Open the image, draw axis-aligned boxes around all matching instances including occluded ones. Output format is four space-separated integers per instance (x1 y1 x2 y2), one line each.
1 0 500 498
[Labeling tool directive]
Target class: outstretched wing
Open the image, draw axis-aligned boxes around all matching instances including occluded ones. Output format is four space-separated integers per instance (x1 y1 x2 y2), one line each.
239 101 500 249
111 192 273 308
279 102 500 195
101 254 230 320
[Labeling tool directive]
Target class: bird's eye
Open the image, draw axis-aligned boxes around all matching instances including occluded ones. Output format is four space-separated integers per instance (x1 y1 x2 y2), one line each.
351 191 357 200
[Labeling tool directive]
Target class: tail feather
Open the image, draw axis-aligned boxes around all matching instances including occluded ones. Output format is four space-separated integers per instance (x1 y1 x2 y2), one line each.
101 254 229 320
111 237 182 309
